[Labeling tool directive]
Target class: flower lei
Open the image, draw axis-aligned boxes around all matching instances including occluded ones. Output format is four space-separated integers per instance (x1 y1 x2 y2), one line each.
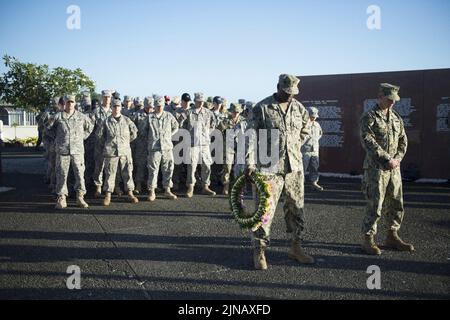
229 172 273 230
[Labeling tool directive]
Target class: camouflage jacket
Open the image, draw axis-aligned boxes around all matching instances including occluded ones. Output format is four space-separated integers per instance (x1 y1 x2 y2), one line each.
248 94 310 175
360 104 408 170
47 110 94 155
96 115 138 157
302 120 323 154
183 107 217 146
139 111 179 152
219 114 248 154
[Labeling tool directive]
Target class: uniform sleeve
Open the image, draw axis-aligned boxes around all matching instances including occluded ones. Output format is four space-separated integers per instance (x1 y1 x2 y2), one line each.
129 119 138 142
360 113 391 164
170 114 179 136
137 117 149 139
299 107 310 142
83 114 94 140
210 111 217 129
394 117 408 162
95 120 105 143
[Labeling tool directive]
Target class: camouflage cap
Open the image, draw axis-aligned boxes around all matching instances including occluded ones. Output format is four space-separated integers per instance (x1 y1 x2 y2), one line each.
154 95 165 107
135 97 144 106
308 107 319 118
278 74 300 95
144 96 154 105
64 94 76 102
123 95 132 102
245 101 254 108
172 96 181 104
82 91 91 97
238 99 246 105
213 96 224 105
112 99 122 107
207 96 213 103
230 102 243 113
379 83 400 102
194 92 205 102
101 90 112 97
51 97 60 105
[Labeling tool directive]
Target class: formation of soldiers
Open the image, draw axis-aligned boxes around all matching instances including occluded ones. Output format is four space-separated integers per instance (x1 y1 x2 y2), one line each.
37 74 415 270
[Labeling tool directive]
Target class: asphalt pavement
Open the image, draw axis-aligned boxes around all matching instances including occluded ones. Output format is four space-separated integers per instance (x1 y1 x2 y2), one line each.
0 153 449 300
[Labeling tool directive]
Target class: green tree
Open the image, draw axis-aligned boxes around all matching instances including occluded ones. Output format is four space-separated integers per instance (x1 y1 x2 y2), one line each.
0 55 96 112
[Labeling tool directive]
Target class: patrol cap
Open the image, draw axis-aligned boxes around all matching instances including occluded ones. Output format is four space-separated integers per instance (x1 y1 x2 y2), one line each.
172 96 181 104
181 93 191 102
82 91 90 97
154 95 165 107
123 95 132 102
308 107 319 118
238 99 246 105
194 92 205 102
230 102 243 113
64 94 76 102
278 74 300 95
135 97 144 106
379 83 400 102
51 97 60 105
101 90 112 97
213 96 224 105
245 101 254 109
144 96 154 105
207 96 213 103
112 99 122 107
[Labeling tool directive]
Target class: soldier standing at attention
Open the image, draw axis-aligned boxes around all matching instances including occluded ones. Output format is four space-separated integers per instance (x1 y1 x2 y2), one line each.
302 107 324 191
245 74 314 270
91 90 112 198
139 96 179 201
46 95 93 209
97 99 139 206
183 92 217 198
360 83 415 255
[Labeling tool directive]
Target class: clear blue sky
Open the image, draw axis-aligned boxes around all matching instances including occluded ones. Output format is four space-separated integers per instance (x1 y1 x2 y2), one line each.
1 0 449 103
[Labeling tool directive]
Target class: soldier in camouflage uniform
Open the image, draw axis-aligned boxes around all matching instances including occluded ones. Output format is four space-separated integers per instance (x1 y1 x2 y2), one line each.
360 83 415 255
210 96 227 188
122 95 133 117
170 93 192 190
39 97 63 192
138 96 179 201
302 107 324 191
90 90 112 197
182 92 217 197
96 99 139 206
218 102 247 195
46 95 94 209
132 97 153 193
245 74 314 270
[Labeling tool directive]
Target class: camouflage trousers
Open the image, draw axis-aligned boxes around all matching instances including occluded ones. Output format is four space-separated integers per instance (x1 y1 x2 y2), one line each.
55 153 86 196
187 145 212 187
252 170 306 248
222 151 245 184
103 156 134 193
361 167 404 236
133 143 148 189
147 150 174 189
303 152 320 183
84 137 95 186
44 141 56 188
93 147 105 188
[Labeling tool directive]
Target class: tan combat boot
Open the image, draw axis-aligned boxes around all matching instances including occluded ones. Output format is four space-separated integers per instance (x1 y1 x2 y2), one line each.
55 195 67 209
203 186 216 196
103 192 111 206
127 191 139 203
186 185 194 198
253 247 268 270
147 188 156 202
288 240 315 264
94 185 102 198
222 182 229 195
362 235 382 255
385 230 415 252
311 181 324 191
76 193 89 208
164 188 177 200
